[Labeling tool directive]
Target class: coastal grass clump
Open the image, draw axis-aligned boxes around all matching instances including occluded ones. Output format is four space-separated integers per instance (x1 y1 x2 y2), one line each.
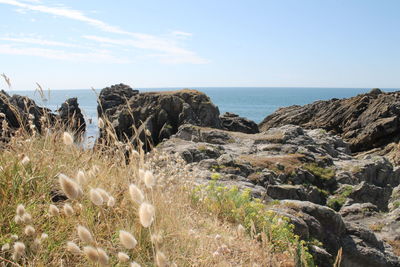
0 127 312 266
191 181 315 266
326 185 353 211
303 163 335 180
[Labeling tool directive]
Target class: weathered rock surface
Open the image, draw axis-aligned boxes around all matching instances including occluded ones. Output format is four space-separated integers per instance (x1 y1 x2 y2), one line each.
57 97 86 135
97 84 221 146
259 89 400 152
157 123 400 266
220 112 259 134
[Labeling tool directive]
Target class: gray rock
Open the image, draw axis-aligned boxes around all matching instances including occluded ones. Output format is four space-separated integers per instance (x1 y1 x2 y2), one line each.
220 112 259 134
348 182 392 211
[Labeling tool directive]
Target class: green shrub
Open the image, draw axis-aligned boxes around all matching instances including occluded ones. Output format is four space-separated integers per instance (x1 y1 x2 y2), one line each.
303 163 335 180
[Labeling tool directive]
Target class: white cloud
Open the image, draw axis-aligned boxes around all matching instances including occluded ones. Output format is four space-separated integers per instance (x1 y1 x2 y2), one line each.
0 44 128 63
0 36 79 48
171 31 193 38
0 0 208 64
84 35 209 64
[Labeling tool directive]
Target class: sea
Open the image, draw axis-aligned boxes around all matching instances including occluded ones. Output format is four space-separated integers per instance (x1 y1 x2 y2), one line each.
10 87 399 144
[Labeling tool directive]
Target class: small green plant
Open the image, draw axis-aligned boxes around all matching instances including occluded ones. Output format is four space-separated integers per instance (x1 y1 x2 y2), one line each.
393 201 400 209
303 163 335 180
369 222 385 232
210 173 221 180
327 185 353 211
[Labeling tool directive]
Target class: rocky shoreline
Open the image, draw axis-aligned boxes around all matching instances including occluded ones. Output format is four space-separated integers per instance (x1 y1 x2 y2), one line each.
2 84 400 266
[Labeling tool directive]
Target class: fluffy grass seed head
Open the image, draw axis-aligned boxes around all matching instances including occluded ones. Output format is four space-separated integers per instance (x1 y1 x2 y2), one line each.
11 234 18 240
237 224 246 237
41 233 48 240
14 215 23 224
151 233 163 245
59 173 82 200
96 188 110 202
97 247 109 266
63 203 74 216
107 196 116 207
155 251 167 267
76 170 86 184
66 241 81 254
77 225 94 244
98 118 105 129
33 238 42 250
130 262 141 267
1 243 10 251
49 204 60 216
117 252 130 262
83 246 99 262
89 188 104 206
22 212 32 223
144 171 156 188
24 225 35 236
129 184 144 204
16 204 25 216
139 202 155 228
21 156 30 165
119 230 137 249
13 242 25 255
63 132 74 145
138 169 146 181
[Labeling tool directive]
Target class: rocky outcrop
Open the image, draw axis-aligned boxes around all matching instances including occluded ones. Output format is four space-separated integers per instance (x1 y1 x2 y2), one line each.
97 84 221 146
220 112 259 134
259 89 400 152
156 123 400 265
0 90 85 142
57 97 86 135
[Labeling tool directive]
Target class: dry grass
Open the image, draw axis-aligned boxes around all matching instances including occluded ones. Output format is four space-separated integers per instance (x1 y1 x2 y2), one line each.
0 129 304 266
239 154 305 174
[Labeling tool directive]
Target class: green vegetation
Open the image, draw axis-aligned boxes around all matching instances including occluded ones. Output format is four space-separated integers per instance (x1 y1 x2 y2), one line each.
327 185 353 211
369 222 385 232
210 172 221 180
191 181 315 266
303 163 336 180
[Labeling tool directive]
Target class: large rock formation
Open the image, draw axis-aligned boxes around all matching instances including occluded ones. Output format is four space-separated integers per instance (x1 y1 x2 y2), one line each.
97 84 221 146
259 88 400 152
57 97 86 136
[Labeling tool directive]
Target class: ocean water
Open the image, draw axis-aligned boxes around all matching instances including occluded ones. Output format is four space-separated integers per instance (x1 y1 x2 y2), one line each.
10 87 399 142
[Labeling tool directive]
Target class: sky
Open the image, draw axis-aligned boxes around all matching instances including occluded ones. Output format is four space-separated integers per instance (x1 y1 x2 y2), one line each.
0 0 400 90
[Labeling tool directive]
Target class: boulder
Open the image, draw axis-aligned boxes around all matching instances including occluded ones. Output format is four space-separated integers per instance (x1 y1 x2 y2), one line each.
348 182 392 211
220 112 259 134
259 89 400 153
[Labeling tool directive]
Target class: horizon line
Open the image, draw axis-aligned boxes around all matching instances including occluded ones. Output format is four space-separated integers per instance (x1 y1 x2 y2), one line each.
5 86 400 91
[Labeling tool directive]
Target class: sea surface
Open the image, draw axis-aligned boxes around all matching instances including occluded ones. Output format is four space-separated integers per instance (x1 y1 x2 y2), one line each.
10 87 399 143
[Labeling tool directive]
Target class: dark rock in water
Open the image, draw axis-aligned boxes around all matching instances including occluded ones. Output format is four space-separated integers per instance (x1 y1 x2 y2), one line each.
57 97 86 135
97 84 221 146
0 89 85 142
220 112 259 134
259 89 400 152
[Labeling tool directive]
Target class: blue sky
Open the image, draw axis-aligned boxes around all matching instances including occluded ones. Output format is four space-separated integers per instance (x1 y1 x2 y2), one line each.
1 0 400 90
